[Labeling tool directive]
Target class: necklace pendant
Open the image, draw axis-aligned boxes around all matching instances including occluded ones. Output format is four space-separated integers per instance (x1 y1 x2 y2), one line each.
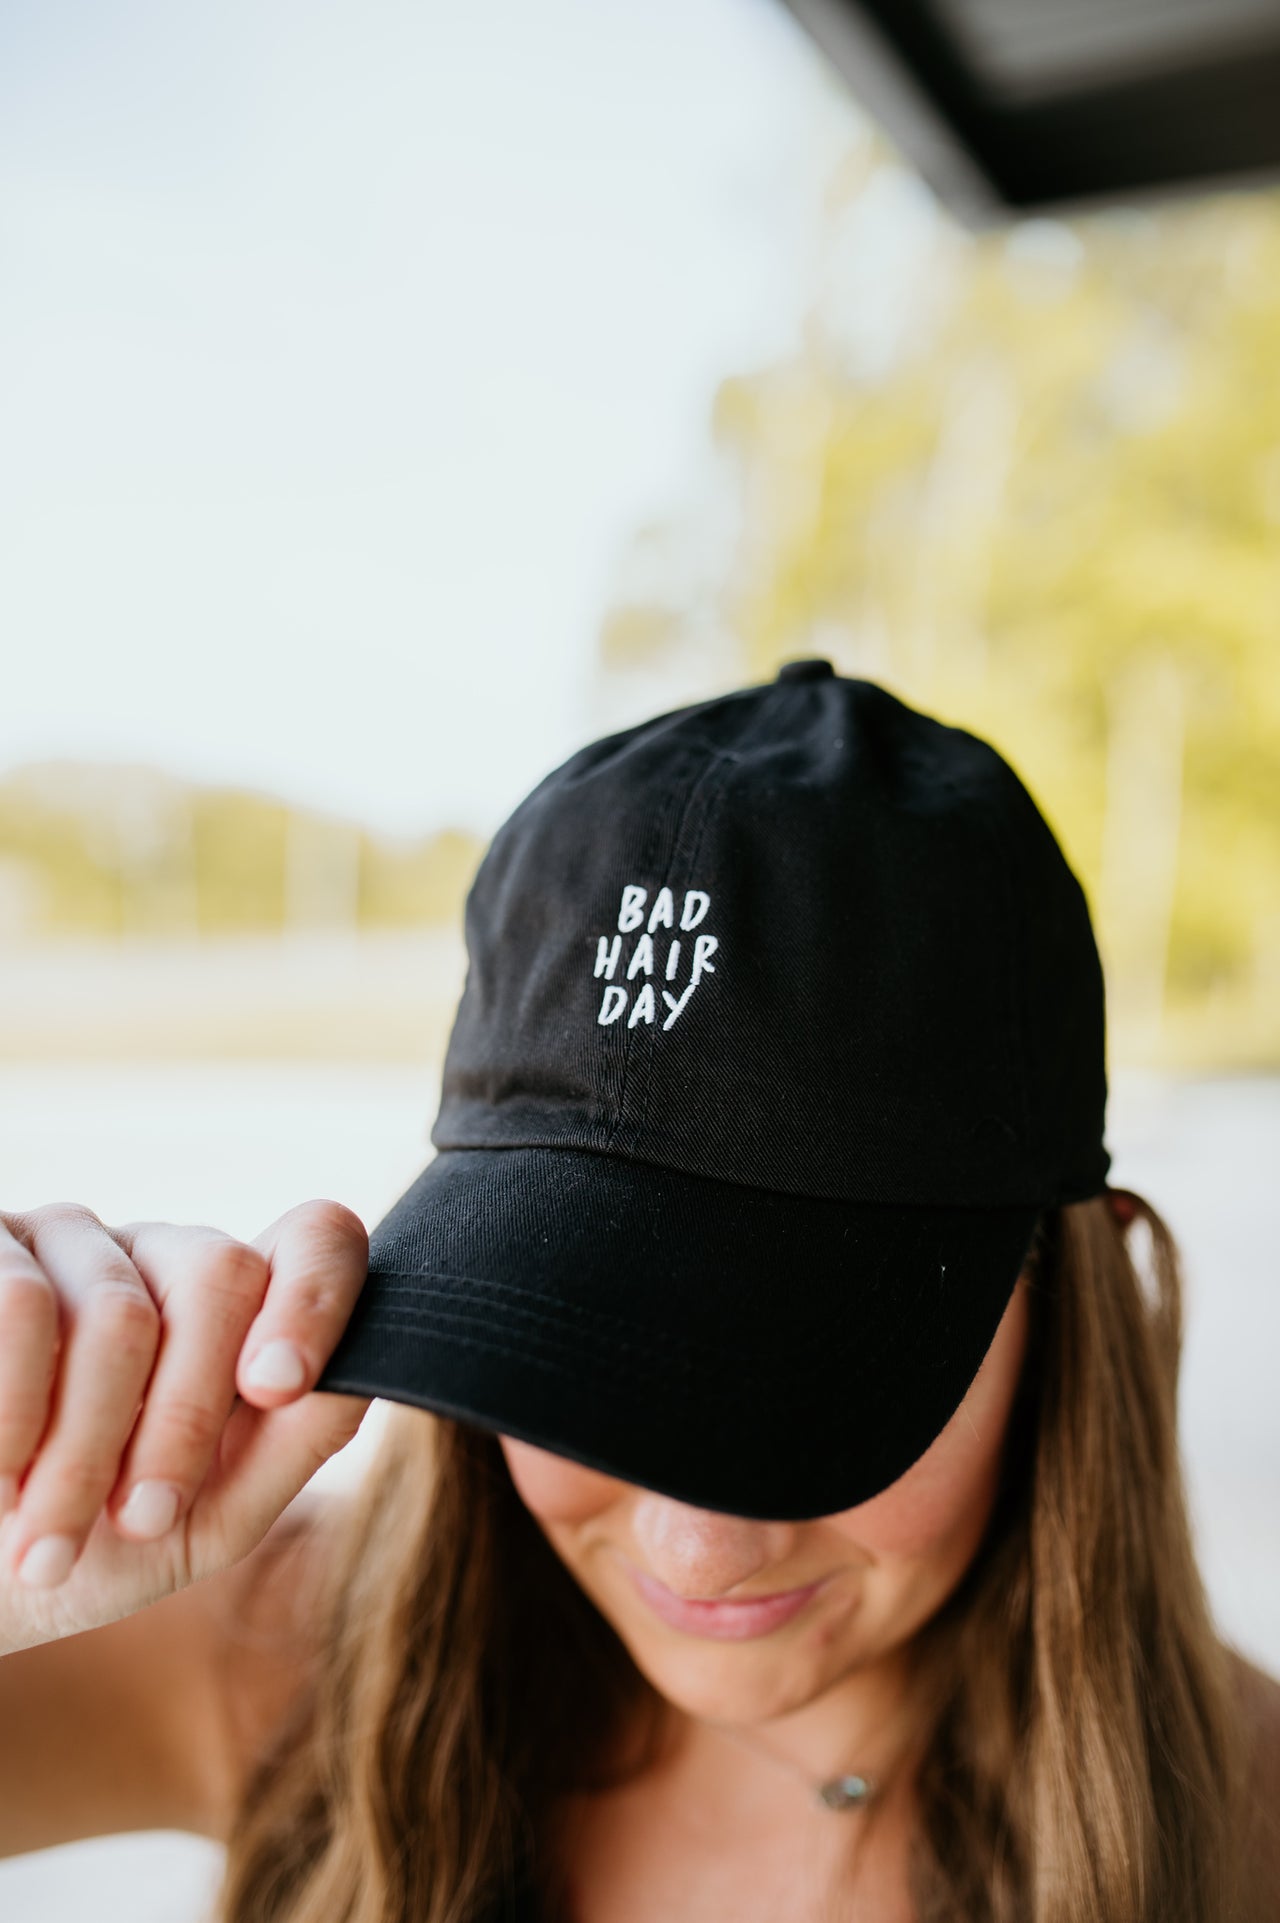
816 1774 874 1811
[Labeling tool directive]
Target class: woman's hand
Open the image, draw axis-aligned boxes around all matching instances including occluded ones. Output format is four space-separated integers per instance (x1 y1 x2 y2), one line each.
0 1200 372 1655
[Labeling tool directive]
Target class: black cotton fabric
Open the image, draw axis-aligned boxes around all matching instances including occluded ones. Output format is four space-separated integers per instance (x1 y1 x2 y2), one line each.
321 1144 1041 1519
317 665 1109 1519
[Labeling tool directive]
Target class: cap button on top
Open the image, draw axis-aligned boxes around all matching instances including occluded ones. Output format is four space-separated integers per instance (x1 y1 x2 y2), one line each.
775 657 835 683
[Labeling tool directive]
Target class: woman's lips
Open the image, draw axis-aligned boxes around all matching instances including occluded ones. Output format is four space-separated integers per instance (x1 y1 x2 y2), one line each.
622 1561 832 1640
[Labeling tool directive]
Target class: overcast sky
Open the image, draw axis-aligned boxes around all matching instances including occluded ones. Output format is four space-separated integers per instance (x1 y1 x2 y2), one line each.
1 0 878 835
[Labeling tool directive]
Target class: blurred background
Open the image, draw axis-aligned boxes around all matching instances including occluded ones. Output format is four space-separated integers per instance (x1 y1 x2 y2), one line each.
1 0 1277 1916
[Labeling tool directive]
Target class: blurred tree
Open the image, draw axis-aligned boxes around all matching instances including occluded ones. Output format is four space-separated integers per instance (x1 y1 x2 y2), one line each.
0 764 483 940
358 826 484 929
598 140 1280 1068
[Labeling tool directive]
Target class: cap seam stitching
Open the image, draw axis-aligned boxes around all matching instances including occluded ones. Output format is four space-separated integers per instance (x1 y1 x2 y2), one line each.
413 1140 1051 1210
360 1269 856 1364
602 746 739 1156
632 748 741 1152
930 765 1031 1155
354 1302 762 1380
335 1310 871 1401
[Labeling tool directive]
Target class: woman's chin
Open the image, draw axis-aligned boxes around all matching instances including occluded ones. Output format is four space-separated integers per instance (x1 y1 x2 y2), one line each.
623 1639 844 1729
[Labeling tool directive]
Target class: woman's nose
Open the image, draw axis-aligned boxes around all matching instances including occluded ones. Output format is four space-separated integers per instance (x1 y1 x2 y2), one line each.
628 1491 797 1598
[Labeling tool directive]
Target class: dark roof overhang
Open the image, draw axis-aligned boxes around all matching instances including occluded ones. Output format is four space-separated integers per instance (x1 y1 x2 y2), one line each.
784 0 1280 220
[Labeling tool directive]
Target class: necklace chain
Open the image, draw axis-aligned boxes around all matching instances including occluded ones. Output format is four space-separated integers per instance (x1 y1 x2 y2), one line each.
701 1717 881 1813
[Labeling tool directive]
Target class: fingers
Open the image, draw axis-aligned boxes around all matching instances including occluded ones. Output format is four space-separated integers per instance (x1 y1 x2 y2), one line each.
0 1220 60 1520
169 1204 373 1572
185 1380 373 1572
106 1200 368 1544
0 1206 160 1588
0 1198 371 1599
105 1222 273 1543
240 1200 369 1406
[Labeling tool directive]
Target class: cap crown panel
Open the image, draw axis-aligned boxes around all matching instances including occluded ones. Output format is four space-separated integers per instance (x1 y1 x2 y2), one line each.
431 677 1109 1207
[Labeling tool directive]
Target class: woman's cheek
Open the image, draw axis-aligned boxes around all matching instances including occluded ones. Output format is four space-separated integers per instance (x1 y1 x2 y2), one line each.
499 1435 622 1524
826 1416 1005 1562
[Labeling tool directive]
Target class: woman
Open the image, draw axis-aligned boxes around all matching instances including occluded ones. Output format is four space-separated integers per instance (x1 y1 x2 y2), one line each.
1 664 1277 1922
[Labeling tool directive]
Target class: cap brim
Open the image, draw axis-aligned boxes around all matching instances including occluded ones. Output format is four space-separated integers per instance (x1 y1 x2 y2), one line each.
316 1147 1041 1521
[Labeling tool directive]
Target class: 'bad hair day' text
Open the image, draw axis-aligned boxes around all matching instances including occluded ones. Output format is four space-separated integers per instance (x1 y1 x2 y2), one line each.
594 884 718 1032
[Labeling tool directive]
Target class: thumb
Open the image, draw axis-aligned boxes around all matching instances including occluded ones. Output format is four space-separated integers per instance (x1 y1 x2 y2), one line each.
184 1384 373 1574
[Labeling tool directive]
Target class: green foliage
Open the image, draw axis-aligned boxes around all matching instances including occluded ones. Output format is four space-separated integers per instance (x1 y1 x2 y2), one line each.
0 782 125 935
190 790 291 934
0 763 483 940
599 157 1280 1066
358 827 484 928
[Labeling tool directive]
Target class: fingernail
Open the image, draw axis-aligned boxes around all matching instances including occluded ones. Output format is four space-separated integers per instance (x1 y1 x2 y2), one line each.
119 1480 181 1539
0 1474 18 1520
244 1339 307 1393
18 1534 79 1589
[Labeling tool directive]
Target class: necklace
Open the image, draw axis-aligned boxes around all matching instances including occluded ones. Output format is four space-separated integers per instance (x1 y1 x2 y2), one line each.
700 1717 881 1813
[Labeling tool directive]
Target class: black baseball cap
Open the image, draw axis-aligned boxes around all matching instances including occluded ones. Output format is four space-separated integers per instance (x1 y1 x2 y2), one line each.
317 662 1110 1520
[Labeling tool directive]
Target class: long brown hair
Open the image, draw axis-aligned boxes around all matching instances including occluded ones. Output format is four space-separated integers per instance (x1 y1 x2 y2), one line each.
213 1191 1275 1922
